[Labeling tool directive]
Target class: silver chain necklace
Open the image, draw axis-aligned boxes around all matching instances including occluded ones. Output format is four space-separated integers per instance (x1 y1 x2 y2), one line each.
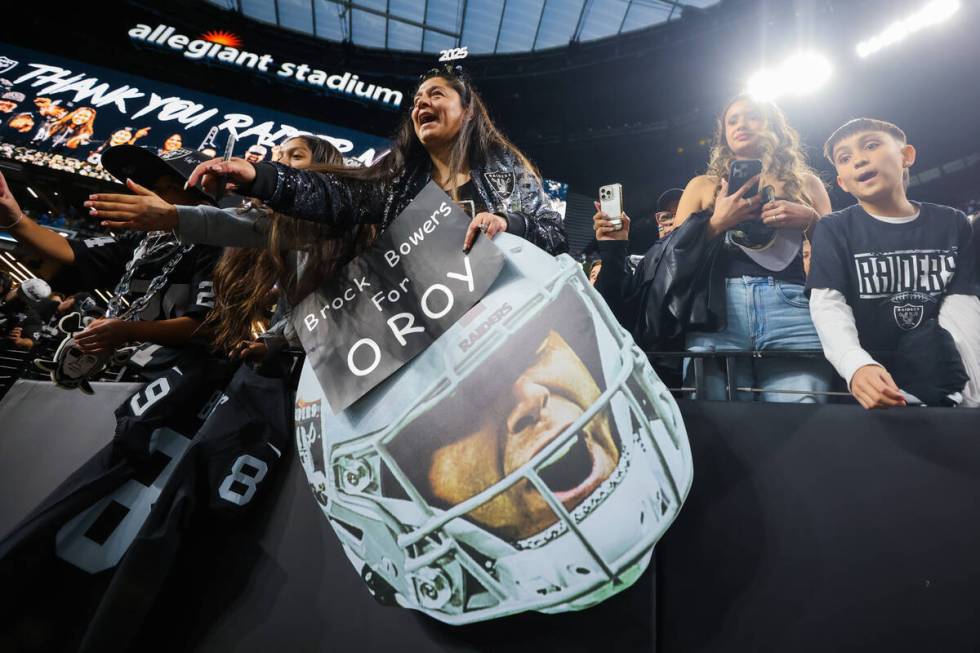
105 232 194 321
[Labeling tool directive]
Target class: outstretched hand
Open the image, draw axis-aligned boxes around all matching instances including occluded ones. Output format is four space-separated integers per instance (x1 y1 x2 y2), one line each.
85 179 179 232
186 156 256 197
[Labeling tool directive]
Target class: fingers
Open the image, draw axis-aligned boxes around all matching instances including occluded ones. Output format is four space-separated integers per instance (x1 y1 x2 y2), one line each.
125 178 155 196
462 220 480 252
88 193 139 204
186 158 225 189
717 179 729 198
760 200 783 218
74 326 104 343
762 212 785 226
86 200 137 213
89 210 137 220
99 220 138 230
594 218 619 233
853 369 907 409
486 217 505 239
731 174 761 199
853 389 876 410
876 369 906 402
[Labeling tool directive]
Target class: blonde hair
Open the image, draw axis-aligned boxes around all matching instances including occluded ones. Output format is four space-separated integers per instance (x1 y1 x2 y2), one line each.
706 94 817 207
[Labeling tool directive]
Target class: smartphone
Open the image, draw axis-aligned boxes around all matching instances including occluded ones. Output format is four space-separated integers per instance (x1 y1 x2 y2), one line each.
727 159 762 198
599 183 624 229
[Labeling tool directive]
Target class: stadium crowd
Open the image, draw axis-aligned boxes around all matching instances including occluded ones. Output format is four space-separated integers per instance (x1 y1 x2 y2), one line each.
0 65 979 411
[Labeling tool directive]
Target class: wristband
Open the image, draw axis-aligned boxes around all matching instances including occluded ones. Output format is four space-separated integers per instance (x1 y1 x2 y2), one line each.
0 212 24 230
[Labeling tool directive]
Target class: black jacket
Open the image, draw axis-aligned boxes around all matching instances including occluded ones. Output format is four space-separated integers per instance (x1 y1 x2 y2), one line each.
248 153 568 255
594 210 726 350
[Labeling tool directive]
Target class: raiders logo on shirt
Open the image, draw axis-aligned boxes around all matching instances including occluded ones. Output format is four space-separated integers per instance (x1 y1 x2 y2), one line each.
889 291 933 331
484 171 515 200
893 303 924 330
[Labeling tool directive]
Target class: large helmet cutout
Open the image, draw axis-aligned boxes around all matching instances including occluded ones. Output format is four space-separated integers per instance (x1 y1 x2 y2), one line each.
295 234 693 624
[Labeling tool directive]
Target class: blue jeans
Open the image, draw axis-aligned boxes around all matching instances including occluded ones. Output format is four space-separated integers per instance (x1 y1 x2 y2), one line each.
685 277 834 403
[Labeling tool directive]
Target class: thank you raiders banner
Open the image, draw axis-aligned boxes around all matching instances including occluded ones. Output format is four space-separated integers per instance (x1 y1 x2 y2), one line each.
293 182 505 412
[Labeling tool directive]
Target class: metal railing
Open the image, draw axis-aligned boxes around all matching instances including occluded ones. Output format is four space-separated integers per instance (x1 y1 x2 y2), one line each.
0 345 32 402
646 349 854 402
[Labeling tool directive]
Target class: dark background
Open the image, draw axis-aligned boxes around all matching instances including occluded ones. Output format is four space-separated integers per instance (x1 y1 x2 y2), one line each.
3 0 979 227
6 385 979 652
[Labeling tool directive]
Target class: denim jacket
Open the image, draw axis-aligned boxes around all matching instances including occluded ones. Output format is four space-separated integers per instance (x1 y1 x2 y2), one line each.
247 153 569 255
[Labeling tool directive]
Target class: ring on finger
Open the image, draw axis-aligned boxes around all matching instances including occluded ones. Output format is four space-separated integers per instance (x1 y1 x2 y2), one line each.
479 223 489 233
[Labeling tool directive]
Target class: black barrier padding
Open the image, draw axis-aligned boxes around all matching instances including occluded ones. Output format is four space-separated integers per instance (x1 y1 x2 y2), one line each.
134 438 656 653
5 388 980 652
657 400 980 653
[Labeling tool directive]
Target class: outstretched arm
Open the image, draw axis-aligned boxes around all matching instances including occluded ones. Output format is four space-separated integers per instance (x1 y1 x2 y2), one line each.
186 158 386 227
74 316 203 353
0 171 75 264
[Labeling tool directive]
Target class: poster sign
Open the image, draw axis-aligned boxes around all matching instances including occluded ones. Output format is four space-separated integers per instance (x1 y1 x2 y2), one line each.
292 232 693 623
293 182 505 412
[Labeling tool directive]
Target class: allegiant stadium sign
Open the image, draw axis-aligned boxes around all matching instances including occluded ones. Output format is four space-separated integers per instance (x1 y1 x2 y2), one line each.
128 24 404 109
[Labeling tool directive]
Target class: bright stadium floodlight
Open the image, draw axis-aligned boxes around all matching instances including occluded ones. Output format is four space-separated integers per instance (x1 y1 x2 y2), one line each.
747 52 833 102
856 0 961 58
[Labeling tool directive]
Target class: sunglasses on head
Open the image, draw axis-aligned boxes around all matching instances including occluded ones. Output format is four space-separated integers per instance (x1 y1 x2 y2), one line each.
418 64 470 101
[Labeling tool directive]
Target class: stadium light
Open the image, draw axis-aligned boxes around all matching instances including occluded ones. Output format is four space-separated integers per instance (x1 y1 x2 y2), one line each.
856 0 961 58
747 52 833 102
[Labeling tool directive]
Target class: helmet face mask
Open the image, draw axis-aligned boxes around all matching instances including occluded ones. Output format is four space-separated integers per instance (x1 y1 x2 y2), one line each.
295 236 693 624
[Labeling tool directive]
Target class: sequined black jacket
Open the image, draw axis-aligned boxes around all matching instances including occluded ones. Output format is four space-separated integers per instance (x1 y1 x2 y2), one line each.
247 154 569 255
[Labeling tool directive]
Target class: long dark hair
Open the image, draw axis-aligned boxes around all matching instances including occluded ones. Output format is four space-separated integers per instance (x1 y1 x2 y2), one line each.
311 71 539 197
208 135 351 352
208 73 536 352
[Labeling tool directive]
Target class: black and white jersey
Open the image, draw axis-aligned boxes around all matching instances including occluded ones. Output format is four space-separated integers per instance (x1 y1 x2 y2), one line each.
807 201 978 357
53 233 220 371
0 358 293 653
58 234 219 324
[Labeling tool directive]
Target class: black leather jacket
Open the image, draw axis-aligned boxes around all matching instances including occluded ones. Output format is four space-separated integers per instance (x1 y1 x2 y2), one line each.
594 210 726 350
247 153 568 255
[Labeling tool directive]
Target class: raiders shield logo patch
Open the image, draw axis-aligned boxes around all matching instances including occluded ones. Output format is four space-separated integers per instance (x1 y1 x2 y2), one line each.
0 56 18 75
295 398 329 505
484 171 516 200
893 303 924 330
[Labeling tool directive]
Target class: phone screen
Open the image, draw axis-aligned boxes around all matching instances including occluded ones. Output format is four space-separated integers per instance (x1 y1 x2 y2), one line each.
728 159 762 198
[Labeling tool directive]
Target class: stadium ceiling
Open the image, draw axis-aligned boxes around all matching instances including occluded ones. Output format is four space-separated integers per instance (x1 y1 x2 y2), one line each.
205 0 719 54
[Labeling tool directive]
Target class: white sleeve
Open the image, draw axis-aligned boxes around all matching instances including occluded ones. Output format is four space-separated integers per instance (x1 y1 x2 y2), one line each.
938 294 980 407
809 288 882 388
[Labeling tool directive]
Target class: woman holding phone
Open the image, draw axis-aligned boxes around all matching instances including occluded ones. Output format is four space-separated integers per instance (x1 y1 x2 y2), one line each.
595 94 832 402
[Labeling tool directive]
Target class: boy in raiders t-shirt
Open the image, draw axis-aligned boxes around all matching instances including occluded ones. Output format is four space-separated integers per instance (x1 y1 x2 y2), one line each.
0 148 223 374
807 118 980 409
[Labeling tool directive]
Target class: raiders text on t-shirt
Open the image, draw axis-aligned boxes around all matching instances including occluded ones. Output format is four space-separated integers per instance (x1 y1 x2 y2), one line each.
806 201 977 355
